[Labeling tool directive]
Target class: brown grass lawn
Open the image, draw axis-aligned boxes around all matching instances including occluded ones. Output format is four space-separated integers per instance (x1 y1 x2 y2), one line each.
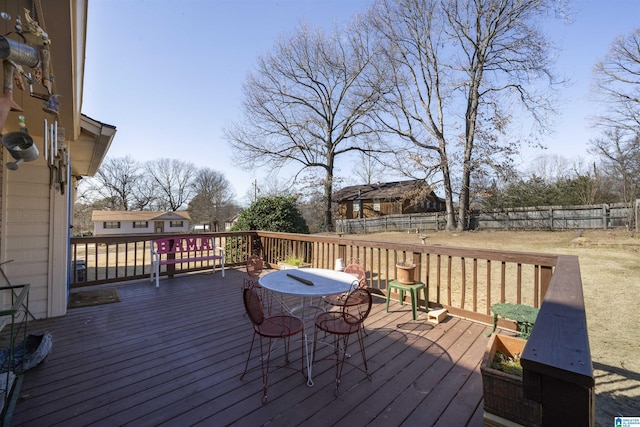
341 229 639 425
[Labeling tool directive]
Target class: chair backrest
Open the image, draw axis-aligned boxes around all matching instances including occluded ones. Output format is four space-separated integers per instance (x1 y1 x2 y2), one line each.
344 262 366 288
343 288 372 326
246 254 264 277
243 287 265 326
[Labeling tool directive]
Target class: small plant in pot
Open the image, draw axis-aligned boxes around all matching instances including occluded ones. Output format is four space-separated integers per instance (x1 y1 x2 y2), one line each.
395 261 416 284
481 334 541 426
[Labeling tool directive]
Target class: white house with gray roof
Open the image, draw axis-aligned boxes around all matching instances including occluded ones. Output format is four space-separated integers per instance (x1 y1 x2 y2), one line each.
91 211 191 236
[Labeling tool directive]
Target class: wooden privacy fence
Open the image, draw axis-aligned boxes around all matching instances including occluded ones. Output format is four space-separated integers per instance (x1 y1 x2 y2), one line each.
336 201 634 233
474 202 633 230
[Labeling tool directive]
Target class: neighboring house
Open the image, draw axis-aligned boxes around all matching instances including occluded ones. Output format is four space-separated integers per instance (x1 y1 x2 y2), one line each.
91 211 191 236
0 2 116 319
225 213 241 231
333 180 445 220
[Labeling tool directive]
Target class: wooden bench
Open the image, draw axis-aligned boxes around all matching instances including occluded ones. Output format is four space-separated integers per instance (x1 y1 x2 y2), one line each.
150 235 225 288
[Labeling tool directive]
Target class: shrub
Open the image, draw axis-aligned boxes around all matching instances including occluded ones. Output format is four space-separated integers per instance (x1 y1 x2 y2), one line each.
232 196 309 234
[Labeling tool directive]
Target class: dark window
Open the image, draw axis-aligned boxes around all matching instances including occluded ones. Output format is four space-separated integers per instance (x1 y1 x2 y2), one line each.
103 221 120 229
133 221 148 228
170 220 184 227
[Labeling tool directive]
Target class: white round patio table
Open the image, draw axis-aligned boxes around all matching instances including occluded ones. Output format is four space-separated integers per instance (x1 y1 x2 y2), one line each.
258 268 360 386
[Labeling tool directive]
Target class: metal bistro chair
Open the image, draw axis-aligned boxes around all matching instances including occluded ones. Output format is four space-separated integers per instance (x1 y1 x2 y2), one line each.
246 253 264 278
245 254 274 314
323 261 368 336
313 287 373 396
323 261 367 307
241 287 304 404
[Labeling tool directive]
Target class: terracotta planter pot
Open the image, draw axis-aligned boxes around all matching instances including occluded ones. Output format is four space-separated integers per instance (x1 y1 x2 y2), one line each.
481 334 541 426
395 262 416 284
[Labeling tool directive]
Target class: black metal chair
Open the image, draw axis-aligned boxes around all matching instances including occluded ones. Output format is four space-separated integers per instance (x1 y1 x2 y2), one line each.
313 287 373 395
240 287 304 403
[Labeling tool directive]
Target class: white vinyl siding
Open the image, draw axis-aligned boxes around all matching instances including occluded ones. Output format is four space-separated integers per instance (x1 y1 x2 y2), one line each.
2 160 65 319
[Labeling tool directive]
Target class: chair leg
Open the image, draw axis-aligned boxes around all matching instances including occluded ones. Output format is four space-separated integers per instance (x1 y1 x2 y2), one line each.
422 286 429 312
241 332 257 380
282 335 290 364
334 334 351 396
356 327 370 379
259 335 271 404
240 332 271 404
411 289 418 320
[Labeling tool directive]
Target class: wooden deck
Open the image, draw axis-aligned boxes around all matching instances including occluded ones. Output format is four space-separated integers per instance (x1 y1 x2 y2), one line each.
12 268 493 427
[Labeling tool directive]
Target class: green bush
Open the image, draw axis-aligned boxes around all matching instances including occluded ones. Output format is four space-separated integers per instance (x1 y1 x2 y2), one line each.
232 196 310 234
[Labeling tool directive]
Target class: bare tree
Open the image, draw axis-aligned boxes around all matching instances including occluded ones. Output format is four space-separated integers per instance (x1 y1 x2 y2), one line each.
369 0 564 231
352 137 387 184
188 168 237 231
592 28 640 134
590 28 640 205
590 128 640 204
146 158 195 211
82 156 147 210
225 20 389 230
525 154 573 183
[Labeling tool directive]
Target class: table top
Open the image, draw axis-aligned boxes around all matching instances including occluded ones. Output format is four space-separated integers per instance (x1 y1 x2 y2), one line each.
259 268 358 297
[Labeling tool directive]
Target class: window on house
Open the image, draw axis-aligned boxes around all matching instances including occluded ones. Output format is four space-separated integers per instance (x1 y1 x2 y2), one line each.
373 199 381 211
103 221 120 229
133 221 148 228
353 201 360 212
170 220 184 227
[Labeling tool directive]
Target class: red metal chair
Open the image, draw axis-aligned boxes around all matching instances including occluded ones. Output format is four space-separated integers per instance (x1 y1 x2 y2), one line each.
246 254 264 277
313 287 373 395
241 287 304 404
245 254 273 313
323 261 367 307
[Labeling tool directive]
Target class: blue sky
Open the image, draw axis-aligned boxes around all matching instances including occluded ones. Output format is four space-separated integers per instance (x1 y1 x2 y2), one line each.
82 0 640 204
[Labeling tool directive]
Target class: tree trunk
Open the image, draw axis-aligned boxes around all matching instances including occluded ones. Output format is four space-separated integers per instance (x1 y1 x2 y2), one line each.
324 163 334 232
441 160 457 231
458 57 483 232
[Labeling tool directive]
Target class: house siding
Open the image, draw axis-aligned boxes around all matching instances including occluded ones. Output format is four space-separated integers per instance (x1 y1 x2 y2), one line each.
2 160 66 319
93 216 190 236
340 199 418 219
333 180 445 220
94 221 190 235
94 221 154 235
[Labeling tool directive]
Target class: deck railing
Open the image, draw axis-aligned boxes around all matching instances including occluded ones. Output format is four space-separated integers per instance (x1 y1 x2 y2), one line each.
70 230 594 425
69 232 250 287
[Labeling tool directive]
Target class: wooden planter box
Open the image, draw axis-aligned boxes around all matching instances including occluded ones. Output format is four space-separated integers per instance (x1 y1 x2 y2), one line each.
481 334 541 427
277 262 311 270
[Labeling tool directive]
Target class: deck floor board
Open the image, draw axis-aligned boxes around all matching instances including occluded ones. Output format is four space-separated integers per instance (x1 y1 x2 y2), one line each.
12 268 492 426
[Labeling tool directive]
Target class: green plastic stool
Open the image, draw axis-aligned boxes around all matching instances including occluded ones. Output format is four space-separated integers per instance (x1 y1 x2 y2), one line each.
386 280 427 320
